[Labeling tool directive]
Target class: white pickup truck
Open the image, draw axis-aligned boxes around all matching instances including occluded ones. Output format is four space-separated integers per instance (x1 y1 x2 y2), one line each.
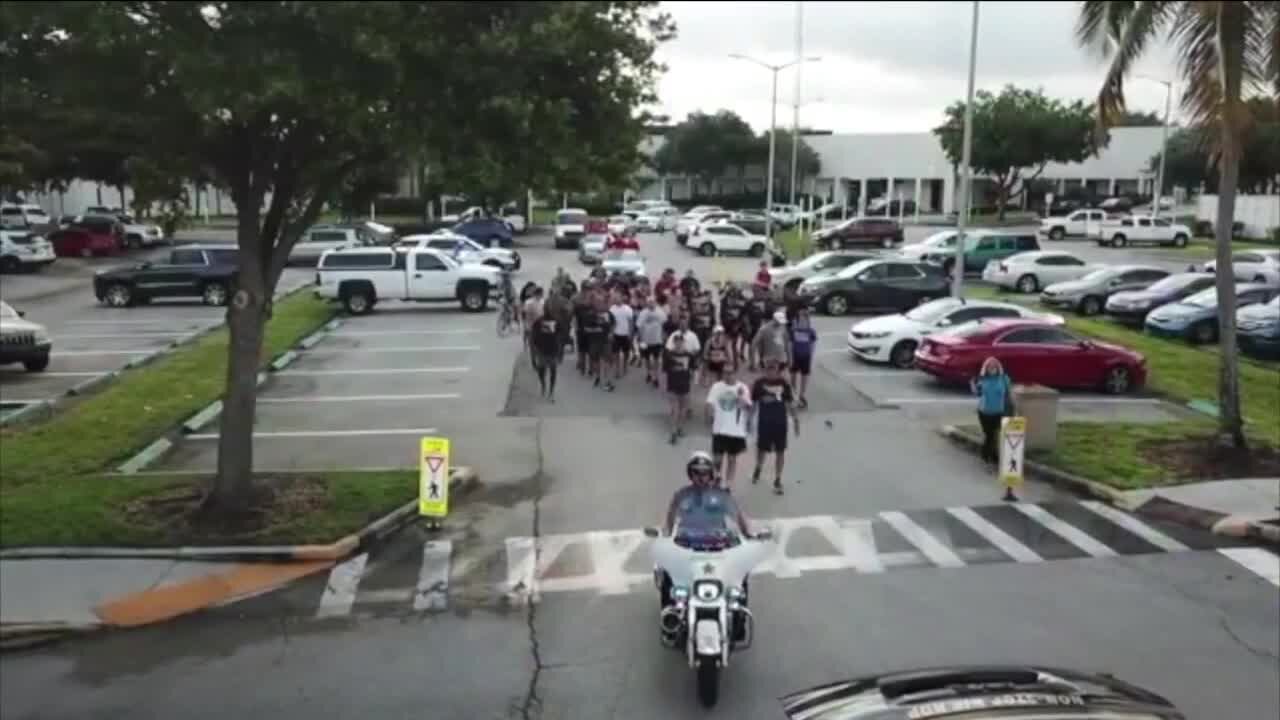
1039 209 1108 241
315 246 500 315
1095 214 1192 248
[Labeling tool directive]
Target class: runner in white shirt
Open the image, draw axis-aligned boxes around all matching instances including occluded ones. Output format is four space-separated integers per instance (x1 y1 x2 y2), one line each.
705 363 752 489
609 297 635 382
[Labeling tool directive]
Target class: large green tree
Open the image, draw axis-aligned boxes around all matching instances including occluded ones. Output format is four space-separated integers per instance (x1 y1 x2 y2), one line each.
934 85 1104 219
1148 97 1280 194
4 1 670 512
653 111 758 194
1078 1 1280 449
763 128 822 200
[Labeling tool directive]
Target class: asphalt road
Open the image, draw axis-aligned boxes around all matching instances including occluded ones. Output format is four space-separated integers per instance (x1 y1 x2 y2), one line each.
2 227 1277 719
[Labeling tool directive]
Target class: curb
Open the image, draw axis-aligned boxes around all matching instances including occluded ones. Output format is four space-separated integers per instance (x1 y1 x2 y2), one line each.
269 350 298 371
937 425 1132 506
68 371 118 397
0 400 53 427
117 438 174 475
182 400 223 434
0 465 480 561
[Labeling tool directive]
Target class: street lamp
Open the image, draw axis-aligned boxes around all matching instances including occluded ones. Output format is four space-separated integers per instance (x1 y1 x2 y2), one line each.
729 52 822 239
1137 74 1174 219
952 0 979 298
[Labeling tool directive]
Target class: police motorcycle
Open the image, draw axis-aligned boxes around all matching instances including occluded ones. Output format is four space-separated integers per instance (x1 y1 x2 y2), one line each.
643 520 774 707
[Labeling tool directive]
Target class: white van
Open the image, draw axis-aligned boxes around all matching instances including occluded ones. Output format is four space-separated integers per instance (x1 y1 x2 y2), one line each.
0 230 56 273
553 208 589 249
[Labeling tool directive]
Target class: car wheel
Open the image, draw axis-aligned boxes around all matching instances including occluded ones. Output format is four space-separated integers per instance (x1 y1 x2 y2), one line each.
1173 233 1188 248
23 354 50 372
1050 227 1065 241
823 294 849 316
1079 295 1103 316
889 340 918 369
460 289 487 312
1016 274 1039 293
0 256 20 273
1191 320 1218 344
1111 234 1127 248
1103 366 1132 394
699 242 717 257
749 243 765 257
201 282 229 306
343 290 373 315
104 283 133 307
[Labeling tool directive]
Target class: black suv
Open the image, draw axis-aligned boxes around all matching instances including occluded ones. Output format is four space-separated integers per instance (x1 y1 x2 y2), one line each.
797 258 950 315
93 244 239 308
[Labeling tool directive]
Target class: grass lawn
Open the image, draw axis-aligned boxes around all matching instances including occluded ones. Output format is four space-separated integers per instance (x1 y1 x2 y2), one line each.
0 471 416 547
0 292 335 488
776 228 815 260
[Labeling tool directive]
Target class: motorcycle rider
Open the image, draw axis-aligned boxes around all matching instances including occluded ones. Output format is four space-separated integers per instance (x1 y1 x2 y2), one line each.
658 451 752 608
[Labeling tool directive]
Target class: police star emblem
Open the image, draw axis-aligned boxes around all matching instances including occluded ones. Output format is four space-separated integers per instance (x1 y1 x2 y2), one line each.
702 562 715 575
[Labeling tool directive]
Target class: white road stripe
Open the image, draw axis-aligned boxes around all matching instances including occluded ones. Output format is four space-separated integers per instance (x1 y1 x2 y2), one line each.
1218 547 1280 588
505 536 539 605
836 518 885 573
330 330 480 337
54 332 187 339
51 350 152 357
1079 501 1190 552
879 511 966 568
413 540 453 611
1014 503 1118 558
257 393 461 403
315 553 369 618
945 506 1043 563
65 320 212 326
300 346 480 354
2 371 105 378
276 367 469 376
187 427 437 440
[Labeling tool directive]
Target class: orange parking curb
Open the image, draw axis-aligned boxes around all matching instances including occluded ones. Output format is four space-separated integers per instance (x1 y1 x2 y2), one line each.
94 561 333 627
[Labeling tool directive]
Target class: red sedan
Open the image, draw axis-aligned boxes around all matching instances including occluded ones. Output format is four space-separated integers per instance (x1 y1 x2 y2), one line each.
914 318 1147 394
49 218 123 257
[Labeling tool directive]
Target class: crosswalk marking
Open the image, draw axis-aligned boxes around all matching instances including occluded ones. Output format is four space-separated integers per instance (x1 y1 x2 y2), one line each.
945 506 1042 563
879 511 966 568
1218 547 1280 588
504 536 539 605
1079 501 1190 552
414 541 453 611
316 553 368 619
1014 504 1118 558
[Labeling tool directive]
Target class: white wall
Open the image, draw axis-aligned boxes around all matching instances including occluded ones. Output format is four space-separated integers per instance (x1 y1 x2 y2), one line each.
1197 194 1280 238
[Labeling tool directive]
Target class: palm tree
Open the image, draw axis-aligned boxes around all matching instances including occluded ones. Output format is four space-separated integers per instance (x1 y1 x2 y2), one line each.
1076 1 1279 449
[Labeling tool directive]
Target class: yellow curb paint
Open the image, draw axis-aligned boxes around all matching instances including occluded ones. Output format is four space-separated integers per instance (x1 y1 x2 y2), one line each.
93 561 333 627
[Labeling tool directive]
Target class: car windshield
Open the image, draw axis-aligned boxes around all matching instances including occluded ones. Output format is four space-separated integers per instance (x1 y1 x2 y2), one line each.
1183 287 1219 307
904 297 964 322
1145 273 1202 293
557 212 587 225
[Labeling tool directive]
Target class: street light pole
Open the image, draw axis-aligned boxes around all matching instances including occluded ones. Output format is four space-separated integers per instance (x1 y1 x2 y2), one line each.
952 0 979 298
1154 79 1172 219
789 1 803 208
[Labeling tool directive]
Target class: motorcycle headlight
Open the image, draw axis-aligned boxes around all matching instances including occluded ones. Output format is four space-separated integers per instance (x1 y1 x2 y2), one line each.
694 580 723 602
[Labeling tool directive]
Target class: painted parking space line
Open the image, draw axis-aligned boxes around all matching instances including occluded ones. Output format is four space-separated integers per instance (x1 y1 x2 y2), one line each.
315 553 369 619
256 394 462 404
329 330 481 337
1218 547 1280 588
187 427 438 440
1014 503 1117 558
299 346 481 354
1079 501 1190 552
276 367 469 376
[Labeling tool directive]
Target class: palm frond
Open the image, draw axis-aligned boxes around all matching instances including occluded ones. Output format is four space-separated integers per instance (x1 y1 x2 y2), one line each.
1245 0 1280 96
1076 0 1139 60
1094 1 1174 129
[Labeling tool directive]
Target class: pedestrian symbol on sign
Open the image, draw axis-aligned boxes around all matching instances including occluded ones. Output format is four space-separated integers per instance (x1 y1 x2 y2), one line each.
419 437 451 519
998 417 1027 501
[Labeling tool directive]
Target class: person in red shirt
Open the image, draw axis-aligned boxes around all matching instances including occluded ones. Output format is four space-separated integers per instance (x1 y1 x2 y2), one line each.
654 268 678 302
754 260 772 289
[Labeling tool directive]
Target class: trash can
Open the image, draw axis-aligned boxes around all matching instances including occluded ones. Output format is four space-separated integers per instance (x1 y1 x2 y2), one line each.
1013 383 1059 451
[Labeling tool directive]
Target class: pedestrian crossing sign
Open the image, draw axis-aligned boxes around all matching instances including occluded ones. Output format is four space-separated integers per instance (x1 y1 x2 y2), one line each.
419 436 451 518
999 416 1027 489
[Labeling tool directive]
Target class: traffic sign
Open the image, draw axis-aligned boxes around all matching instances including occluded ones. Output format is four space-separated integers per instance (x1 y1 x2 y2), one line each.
419 436 451 518
999 416 1027 492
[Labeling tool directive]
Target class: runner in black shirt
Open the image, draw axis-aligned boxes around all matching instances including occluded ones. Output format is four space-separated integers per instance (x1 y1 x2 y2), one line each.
689 291 716 353
750 359 799 495
720 286 748 367
573 289 595 375
663 333 697 444
679 269 700 298
744 286 772 367
530 314 562 401
579 295 609 386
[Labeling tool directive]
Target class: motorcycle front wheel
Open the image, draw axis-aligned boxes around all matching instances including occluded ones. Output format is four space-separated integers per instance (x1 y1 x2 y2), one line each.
696 660 721 707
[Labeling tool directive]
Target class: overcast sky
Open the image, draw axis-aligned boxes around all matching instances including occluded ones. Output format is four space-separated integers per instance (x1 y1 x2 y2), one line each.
653 1 1182 134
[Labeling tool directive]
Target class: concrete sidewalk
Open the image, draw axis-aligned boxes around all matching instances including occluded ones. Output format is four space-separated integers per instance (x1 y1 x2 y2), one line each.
1125 478 1280 543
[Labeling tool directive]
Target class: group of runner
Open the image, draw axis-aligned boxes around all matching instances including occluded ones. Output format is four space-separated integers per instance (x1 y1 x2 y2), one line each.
515 262 820 495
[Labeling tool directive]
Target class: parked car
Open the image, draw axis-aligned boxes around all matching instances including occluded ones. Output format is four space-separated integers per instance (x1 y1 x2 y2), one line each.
1238 296 1280 359
1039 208 1107 240
981 250 1095 293
601 249 647 278
866 197 917 216
717 212 774 238
315 246 499 315
76 211 165 249
687 221 774 257
312 220 397 246
553 208 589 249
798 258 950 316
0 203 53 230
441 205 526 234
93 244 240 307
578 232 608 264
396 232 520 270
1040 265 1170 315
922 230 1040 276
812 217 904 250
0 230 56 273
1202 249 1280 286
49 218 123 257
634 206 679 232
451 217 513 249
897 230 958 260
623 199 672 215
1104 272 1217 324
915 318 1147 394
1096 214 1192 248
768 250 880 291
676 210 733 245
0 300 51 372
288 226 369 266
768 203 803 227
1144 283 1278 343
848 297 1063 369
607 214 634 236
1099 196 1136 213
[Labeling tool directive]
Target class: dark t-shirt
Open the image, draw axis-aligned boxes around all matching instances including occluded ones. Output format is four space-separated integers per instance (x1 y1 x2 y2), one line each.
531 317 560 355
680 277 700 297
664 349 695 391
580 309 605 339
705 339 730 366
746 298 770 331
789 326 818 359
690 307 715 334
751 376 793 432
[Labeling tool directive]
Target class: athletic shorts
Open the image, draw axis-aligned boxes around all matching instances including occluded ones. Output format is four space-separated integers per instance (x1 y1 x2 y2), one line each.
757 425 788 453
706 360 726 375
611 334 631 354
791 354 812 375
667 374 691 396
587 336 607 358
642 344 663 360
711 434 746 456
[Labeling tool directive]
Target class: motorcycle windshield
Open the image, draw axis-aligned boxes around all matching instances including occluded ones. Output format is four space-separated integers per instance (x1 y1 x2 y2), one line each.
653 536 772 591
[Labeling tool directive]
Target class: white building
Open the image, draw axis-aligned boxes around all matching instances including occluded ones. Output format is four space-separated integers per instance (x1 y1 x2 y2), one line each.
632 126 1168 214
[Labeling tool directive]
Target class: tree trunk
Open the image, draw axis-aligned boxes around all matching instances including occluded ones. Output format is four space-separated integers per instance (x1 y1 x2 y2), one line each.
207 211 269 512
1212 140 1246 449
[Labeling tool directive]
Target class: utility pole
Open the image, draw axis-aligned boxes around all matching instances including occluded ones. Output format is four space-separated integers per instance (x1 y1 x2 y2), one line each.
952 0 980 298
789 1 803 208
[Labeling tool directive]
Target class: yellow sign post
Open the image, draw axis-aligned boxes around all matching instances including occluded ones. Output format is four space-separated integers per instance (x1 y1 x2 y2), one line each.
998 416 1026 501
419 436 451 521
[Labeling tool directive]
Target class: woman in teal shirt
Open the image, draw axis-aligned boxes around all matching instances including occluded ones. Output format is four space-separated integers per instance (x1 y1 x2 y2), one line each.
970 357 1012 465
